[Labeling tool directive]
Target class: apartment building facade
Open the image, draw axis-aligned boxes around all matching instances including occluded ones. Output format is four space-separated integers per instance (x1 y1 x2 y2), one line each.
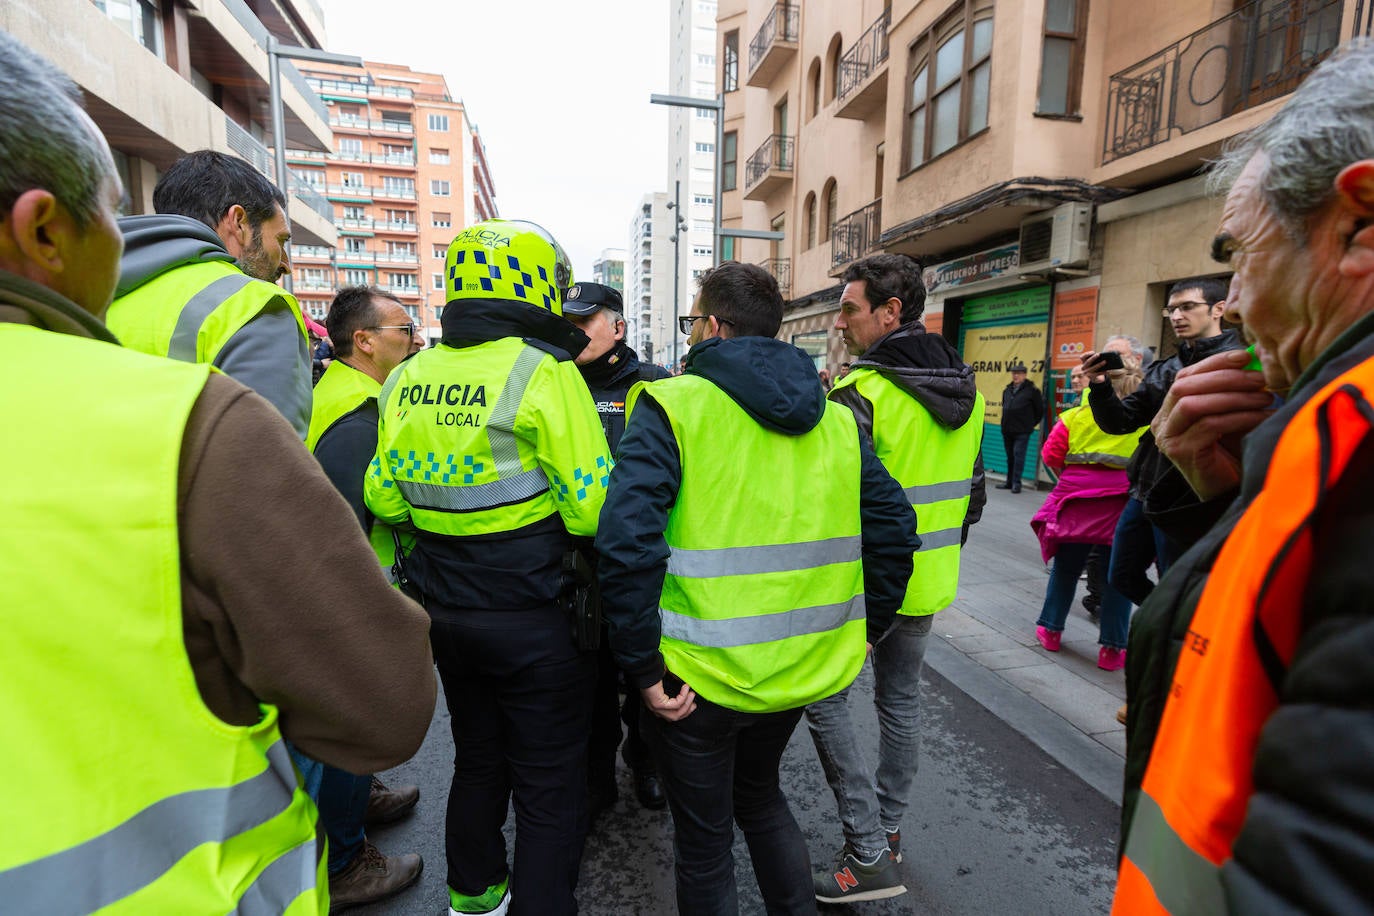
2 0 338 249
627 193 677 366
717 0 1369 478
287 60 498 341
592 248 628 296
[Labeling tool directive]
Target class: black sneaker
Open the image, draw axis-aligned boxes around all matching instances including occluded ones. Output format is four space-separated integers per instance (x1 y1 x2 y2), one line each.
885 827 902 864
813 844 907 904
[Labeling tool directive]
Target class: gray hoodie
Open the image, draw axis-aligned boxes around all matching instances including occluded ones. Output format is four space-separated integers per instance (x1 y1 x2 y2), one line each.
115 214 311 439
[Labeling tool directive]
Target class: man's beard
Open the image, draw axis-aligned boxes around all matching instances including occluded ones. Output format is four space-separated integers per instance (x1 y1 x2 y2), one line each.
239 225 283 282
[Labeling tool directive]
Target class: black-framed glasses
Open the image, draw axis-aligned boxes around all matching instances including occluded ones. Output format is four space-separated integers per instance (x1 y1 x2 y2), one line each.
370 323 416 337
678 315 736 335
1161 301 1211 318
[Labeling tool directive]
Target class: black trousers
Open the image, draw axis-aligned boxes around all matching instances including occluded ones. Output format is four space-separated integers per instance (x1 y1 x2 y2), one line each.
643 684 815 916
588 634 654 798
1003 431 1031 489
430 604 596 916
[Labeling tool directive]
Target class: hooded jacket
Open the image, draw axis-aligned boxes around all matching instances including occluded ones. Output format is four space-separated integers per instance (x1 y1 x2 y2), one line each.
833 322 988 532
596 335 919 689
109 214 312 438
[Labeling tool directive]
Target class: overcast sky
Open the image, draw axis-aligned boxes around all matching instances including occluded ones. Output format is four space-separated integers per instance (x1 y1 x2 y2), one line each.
319 0 671 278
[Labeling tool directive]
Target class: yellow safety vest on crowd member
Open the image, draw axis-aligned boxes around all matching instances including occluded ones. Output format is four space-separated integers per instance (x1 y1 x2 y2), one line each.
830 368 984 615
629 375 867 714
1061 405 1144 467
365 336 611 539
307 359 403 571
0 325 324 915
107 258 308 366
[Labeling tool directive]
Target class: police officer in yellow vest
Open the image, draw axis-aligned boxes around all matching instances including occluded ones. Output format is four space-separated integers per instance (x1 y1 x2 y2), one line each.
106 149 313 438
596 261 919 916
808 253 987 904
0 32 436 914
307 285 427 910
365 219 611 916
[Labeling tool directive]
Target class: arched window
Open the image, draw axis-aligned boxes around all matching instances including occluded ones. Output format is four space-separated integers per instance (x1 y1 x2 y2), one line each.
804 192 818 249
821 178 838 242
807 58 822 121
826 35 844 104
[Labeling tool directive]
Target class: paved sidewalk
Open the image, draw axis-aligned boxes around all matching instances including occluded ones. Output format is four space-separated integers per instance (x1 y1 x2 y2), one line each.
922 480 1133 804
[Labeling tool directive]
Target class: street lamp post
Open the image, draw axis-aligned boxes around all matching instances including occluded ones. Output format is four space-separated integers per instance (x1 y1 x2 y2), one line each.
666 179 691 366
266 38 363 293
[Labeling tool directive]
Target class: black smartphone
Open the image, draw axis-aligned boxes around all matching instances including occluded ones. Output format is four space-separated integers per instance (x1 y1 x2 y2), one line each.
1096 351 1125 371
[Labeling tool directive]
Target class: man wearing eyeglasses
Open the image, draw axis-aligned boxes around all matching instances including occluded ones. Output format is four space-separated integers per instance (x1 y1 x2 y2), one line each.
1080 277 1241 582
304 284 426 909
596 261 918 915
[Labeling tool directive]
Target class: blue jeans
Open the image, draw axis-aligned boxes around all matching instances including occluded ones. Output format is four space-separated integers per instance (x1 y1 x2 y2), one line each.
643 682 815 916
805 614 933 860
1107 497 1157 606
1037 542 1132 649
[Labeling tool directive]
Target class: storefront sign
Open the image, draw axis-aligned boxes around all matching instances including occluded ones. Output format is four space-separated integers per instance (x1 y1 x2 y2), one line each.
960 287 1050 429
923 244 1020 294
1050 287 1099 370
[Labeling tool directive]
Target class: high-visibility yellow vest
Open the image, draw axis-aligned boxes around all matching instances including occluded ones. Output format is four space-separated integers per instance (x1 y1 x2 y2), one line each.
365 337 611 538
0 324 324 915
307 359 401 570
630 375 867 713
1060 405 1146 467
831 368 985 615
106 258 307 366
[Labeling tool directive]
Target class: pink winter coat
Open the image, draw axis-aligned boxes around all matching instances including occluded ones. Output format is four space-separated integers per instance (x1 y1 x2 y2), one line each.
1029 415 1133 563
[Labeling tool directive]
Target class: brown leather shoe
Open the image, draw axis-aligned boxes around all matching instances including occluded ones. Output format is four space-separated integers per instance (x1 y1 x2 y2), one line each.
365 775 419 828
328 841 422 912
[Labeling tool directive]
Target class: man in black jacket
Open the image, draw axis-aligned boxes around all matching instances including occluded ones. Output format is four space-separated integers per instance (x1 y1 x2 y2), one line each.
1082 277 1241 592
563 281 670 816
596 263 918 915
999 364 1043 492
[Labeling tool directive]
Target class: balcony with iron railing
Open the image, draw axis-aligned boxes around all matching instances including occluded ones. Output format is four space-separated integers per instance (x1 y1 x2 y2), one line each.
758 258 792 298
331 115 415 135
375 220 420 234
835 10 891 120
373 184 418 201
1102 0 1351 165
743 134 795 201
336 251 375 265
291 244 332 262
384 284 422 297
339 217 376 231
368 84 414 100
307 77 368 99
830 199 883 273
376 251 420 265
747 2 800 87
327 183 374 199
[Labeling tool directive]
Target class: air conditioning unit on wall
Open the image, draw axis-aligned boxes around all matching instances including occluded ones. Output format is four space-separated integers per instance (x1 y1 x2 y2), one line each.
1017 202 1093 274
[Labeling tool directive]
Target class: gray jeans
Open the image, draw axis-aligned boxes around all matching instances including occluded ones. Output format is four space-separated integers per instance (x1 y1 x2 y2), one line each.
805 613 933 860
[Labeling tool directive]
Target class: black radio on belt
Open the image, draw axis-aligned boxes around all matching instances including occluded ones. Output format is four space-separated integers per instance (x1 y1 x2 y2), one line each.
562 548 601 651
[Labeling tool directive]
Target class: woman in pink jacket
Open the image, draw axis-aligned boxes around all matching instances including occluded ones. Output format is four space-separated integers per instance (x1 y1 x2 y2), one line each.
1031 362 1146 670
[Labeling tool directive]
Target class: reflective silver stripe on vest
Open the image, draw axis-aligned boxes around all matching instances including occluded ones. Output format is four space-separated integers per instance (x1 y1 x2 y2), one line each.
660 595 865 648
667 535 860 579
1122 791 1225 915
904 478 973 504
396 467 551 512
0 740 300 913
1065 451 1130 468
167 273 255 362
917 526 963 551
229 837 318 916
488 346 545 477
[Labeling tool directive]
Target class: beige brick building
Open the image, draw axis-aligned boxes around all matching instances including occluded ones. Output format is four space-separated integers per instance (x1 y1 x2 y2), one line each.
717 0 1368 475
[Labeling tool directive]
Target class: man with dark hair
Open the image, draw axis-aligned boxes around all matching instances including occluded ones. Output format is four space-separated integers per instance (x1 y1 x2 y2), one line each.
1082 275 1241 588
0 30 435 912
306 285 426 910
105 150 312 438
597 261 919 914
808 253 986 903
561 281 670 818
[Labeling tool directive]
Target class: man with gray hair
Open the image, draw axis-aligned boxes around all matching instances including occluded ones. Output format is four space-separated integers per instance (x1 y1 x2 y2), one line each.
1115 40 1374 911
0 29 436 913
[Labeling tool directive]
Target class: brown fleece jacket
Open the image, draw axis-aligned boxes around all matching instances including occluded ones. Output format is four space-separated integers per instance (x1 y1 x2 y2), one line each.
2 269 436 776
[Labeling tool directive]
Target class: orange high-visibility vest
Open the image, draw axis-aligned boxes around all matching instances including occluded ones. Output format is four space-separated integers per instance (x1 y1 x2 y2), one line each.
1113 358 1374 914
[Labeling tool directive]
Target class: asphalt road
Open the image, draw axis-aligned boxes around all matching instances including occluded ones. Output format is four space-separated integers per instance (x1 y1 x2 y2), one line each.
356 662 1120 915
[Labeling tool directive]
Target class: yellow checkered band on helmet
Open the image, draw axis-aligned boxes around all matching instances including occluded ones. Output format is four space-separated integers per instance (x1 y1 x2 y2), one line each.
444 219 573 315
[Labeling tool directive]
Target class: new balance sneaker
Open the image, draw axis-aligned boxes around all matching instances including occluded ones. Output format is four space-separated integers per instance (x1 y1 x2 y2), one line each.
813 844 907 904
884 826 902 864
1035 626 1062 652
449 877 510 916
